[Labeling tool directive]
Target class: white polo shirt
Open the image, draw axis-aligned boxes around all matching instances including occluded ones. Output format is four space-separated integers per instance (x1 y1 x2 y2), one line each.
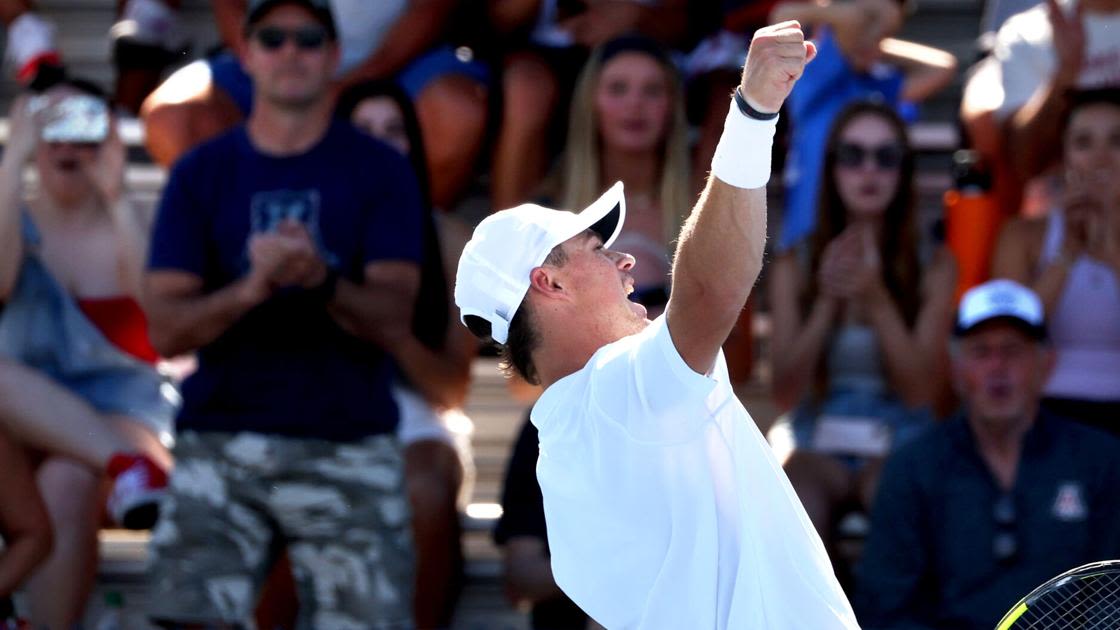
531 316 859 629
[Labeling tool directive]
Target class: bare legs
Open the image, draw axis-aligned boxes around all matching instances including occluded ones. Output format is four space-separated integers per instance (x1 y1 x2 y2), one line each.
414 74 489 210
0 360 170 627
405 439 465 629
0 429 51 597
23 458 103 629
491 51 559 210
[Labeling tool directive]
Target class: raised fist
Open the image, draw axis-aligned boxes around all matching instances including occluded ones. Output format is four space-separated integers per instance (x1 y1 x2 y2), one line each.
741 21 816 114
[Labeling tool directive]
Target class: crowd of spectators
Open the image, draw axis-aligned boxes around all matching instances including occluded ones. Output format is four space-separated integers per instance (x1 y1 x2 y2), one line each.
0 0 1116 628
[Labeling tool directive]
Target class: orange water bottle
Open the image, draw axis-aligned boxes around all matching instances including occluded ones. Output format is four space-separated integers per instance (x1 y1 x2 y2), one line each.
945 150 1003 303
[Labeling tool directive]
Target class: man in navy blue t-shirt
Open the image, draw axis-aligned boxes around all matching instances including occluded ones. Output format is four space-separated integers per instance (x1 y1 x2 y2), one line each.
141 1 422 625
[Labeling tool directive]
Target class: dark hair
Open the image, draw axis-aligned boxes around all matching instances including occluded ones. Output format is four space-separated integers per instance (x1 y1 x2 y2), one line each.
810 100 921 325
336 80 448 353
1064 87 1120 141
1068 87 1120 112
31 73 108 100
599 34 673 67
244 0 337 40
463 245 568 385
336 80 432 207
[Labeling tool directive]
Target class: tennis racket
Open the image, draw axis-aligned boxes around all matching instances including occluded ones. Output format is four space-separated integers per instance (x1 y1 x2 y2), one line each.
996 560 1120 630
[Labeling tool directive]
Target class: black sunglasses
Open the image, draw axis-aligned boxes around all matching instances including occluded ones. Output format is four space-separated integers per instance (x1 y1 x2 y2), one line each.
993 493 1019 564
253 25 329 51
834 142 905 170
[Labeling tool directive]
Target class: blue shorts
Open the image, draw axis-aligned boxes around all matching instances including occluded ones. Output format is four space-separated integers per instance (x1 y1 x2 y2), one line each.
208 45 490 117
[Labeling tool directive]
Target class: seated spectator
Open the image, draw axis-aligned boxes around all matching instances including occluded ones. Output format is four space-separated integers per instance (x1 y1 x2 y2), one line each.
961 0 1120 219
487 0 692 210
0 0 185 112
992 88 1120 433
141 2 422 624
494 416 588 630
553 35 690 318
338 79 477 629
988 0 1120 180
855 279 1120 630
768 101 957 551
0 82 176 628
142 0 488 209
769 0 958 250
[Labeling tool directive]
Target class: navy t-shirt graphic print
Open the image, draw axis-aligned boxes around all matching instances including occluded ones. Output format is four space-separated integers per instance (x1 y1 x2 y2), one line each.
247 188 340 269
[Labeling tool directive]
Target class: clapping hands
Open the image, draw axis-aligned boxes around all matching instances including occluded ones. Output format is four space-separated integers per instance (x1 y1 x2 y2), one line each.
1063 170 1120 270
817 224 888 304
246 220 329 299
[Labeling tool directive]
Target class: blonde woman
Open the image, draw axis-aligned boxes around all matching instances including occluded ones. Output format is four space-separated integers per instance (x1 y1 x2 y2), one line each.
557 35 691 315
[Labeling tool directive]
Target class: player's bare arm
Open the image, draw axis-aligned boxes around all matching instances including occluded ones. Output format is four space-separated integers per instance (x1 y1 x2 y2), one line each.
666 21 816 375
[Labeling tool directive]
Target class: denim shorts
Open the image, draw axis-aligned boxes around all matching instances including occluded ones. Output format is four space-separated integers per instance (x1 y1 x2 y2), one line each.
789 387 934 469
0 215 178 443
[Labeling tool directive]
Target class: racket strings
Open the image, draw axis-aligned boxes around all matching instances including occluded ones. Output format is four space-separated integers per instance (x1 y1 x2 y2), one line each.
1018 572 1120 629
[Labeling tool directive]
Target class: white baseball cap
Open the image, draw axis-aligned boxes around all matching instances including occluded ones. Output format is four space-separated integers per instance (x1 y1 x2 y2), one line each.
955 279 1046 339
455 182 626 344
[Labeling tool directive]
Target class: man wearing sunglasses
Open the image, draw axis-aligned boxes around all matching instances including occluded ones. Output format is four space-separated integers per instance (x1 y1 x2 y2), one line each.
856 279 1120 629
142 0 423 626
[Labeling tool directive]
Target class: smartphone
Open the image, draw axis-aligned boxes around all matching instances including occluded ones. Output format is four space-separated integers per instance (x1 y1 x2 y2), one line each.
30 94 109 144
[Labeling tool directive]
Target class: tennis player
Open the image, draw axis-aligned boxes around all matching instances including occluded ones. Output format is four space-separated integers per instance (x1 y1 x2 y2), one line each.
455 21 859 629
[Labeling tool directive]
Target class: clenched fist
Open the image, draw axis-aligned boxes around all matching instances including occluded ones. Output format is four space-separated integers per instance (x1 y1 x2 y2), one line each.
741 21 816 114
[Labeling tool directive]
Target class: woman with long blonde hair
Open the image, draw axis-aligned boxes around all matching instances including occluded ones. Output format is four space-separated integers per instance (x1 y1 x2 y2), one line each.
557 35 691 313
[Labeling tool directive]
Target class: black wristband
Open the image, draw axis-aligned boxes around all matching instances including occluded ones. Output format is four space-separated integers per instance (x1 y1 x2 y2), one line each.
734 87 779 121
311 267 339 303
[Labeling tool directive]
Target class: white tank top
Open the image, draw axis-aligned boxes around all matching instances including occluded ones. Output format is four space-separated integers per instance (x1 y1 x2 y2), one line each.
1038 208 1120 401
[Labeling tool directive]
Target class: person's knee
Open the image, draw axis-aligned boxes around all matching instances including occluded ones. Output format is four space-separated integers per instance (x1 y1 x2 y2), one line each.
141 97 196 165
417 74 488 145
141 65 239 166
37 458 102 528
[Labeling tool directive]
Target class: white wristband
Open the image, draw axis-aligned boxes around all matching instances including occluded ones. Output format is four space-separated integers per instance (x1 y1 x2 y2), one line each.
710 98 778 190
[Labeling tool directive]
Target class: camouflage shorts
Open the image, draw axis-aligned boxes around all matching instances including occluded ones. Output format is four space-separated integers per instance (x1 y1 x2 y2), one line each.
146 430 415 629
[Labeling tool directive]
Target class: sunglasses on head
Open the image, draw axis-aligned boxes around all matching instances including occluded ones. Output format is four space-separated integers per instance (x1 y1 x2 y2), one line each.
253 25 328 51
834 142 905 170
